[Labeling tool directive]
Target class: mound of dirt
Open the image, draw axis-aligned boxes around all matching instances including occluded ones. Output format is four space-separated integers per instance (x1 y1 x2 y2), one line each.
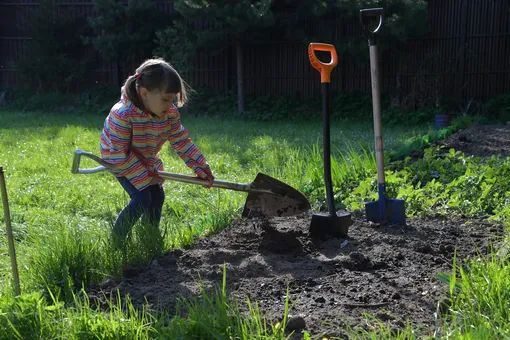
439 124 510 158
89 212 504 338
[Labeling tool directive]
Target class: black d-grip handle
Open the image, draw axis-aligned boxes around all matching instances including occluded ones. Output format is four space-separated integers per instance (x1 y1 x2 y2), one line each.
359 8 384 45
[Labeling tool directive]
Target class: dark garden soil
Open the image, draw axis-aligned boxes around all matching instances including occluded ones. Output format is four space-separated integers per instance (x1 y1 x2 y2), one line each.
88 124 508 339
439 123 510 158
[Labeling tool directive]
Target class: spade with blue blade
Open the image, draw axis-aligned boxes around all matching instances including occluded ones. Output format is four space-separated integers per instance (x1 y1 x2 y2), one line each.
360 8 406 225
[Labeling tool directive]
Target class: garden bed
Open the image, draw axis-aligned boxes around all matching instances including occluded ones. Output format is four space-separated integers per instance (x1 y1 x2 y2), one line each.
439 124 510 158
91 212 502 338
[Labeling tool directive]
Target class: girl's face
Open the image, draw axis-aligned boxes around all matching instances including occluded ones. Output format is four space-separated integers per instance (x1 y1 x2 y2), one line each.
139 87 177 117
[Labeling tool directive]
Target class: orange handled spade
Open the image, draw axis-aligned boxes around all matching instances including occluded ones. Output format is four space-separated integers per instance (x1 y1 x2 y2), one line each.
308 43 353 238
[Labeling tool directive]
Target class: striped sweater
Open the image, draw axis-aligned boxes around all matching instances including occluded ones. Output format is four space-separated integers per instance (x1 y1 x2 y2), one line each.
100 87 211 191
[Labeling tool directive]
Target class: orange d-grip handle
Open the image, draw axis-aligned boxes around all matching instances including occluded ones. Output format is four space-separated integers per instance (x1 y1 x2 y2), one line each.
308 43 338 83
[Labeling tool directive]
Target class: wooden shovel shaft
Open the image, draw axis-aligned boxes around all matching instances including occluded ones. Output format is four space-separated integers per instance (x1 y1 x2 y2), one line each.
0 167 21 296
369 43 386 186
71 150 272 194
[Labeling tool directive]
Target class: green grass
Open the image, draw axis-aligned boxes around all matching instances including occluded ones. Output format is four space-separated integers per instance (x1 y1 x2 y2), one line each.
0 109 429 296
440 253 510 339
2 108 510 339
0 266 293 340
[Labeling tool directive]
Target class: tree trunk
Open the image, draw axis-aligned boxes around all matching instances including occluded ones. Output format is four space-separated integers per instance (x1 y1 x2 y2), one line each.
236 41 245 113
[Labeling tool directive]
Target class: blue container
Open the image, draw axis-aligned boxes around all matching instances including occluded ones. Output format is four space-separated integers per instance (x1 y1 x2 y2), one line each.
435 114 451 129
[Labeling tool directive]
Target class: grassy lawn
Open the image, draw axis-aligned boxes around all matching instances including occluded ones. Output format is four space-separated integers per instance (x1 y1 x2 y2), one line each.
0 109 427 292
1 108 510 339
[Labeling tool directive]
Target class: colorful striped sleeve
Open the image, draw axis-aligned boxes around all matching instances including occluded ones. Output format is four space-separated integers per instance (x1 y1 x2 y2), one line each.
100 109 132 170
168 112 210 178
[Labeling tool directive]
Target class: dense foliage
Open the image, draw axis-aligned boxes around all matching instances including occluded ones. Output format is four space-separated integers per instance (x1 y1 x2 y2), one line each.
14 0 94 92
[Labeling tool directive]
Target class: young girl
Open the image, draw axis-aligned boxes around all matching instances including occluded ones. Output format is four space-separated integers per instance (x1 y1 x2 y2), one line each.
100 58 214 242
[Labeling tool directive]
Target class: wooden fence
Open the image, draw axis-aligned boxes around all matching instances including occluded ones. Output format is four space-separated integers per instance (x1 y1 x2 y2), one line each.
1 0 509 101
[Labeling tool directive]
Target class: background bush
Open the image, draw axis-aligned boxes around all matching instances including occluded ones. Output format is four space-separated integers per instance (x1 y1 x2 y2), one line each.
14 0 95 93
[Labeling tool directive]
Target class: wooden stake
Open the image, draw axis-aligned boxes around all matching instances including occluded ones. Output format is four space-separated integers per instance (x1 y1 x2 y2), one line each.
0 166 21 296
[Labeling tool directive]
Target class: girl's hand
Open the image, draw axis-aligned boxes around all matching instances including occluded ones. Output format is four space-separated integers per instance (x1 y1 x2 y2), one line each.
149 176 165 187
201 168 215 189
148 170 165 187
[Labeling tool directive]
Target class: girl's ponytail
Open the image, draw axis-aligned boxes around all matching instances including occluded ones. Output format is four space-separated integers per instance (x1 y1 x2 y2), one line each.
124 73 145 111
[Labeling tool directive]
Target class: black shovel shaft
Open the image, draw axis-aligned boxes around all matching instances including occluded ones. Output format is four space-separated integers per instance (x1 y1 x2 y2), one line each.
322 82 336 216
308 42 339 217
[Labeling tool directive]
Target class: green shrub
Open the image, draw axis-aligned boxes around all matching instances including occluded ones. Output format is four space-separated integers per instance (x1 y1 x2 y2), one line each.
13 0 95 93
1 86 119 114
154 20 198 76
86 0 166 81
484 93 510 122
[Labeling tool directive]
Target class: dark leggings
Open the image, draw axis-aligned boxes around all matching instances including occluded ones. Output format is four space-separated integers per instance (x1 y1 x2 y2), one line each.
113 177 165 238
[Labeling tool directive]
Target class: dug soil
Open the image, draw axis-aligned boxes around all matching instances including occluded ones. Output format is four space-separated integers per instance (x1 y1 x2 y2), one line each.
439 123 510 158
89 124 508 339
